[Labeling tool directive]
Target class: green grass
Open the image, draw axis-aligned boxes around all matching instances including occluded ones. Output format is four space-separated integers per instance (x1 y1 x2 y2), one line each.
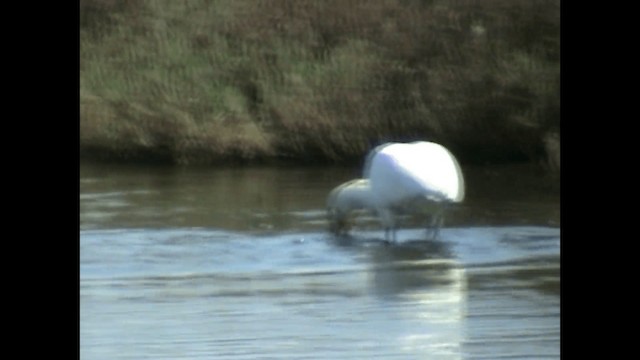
80 0 559 169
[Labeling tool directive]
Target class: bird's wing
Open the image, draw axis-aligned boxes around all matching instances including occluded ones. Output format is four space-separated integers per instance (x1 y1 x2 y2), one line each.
378 142 465 203
445 147 465 202
363 142 396 178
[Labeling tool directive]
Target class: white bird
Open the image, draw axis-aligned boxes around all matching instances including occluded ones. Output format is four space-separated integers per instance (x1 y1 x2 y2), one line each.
326 179 375 235
327 141 465 241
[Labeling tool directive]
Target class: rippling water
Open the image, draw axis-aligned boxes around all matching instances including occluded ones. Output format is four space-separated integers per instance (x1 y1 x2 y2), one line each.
80 163 559 359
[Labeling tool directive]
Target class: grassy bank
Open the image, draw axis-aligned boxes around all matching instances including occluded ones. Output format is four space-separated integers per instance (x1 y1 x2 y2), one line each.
80 0 559 170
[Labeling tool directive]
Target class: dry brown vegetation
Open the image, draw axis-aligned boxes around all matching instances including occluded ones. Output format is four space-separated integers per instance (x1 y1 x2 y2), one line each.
80 0 559 168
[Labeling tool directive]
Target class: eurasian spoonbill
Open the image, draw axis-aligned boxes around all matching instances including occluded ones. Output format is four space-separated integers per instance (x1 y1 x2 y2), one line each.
327 141 465 241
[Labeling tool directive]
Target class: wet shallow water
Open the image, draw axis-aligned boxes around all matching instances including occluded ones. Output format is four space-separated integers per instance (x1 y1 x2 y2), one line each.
80 163 560 359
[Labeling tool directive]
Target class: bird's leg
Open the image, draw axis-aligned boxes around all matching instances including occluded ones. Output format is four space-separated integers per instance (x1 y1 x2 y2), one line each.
383 226 397 244
378 207 396 243
431 209 445 240
424 213 436 239
432 215 442 239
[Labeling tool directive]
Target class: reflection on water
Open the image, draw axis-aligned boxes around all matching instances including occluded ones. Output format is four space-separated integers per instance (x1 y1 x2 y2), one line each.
80 164 352 231
81 229 470 359
80 163 559 359
80 163 559 231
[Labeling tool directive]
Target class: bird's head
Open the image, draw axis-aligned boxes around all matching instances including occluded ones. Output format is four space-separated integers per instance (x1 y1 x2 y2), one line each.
327 208 352 235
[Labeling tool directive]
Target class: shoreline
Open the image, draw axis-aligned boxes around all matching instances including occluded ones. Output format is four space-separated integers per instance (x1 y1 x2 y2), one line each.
81 0 559 172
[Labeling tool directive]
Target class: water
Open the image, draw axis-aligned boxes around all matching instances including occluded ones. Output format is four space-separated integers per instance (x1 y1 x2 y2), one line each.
80 162 560 359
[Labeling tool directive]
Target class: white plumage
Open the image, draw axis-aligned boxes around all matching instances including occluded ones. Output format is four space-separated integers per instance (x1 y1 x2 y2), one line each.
327 141 465 241
326 179 374 235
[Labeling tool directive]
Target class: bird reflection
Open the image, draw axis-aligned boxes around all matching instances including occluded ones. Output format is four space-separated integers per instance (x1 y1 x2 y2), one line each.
327 234 469 357
367 238 460 298
326 232 463 298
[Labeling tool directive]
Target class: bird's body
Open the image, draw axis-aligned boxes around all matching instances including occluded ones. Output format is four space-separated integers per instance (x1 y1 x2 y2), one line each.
327 141 465 241
365 141 464 203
